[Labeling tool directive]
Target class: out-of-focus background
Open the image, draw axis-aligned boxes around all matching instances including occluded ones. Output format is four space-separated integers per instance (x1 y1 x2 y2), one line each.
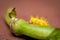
0 0 60 40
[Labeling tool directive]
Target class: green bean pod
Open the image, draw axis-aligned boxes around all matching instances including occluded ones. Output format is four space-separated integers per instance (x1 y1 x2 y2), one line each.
5 7 60 40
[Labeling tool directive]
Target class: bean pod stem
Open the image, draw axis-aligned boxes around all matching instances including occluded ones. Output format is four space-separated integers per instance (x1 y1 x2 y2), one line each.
5 7 60 40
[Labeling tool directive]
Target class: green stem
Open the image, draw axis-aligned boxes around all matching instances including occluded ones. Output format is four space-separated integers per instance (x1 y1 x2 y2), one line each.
5 7 16 26
5 7 60 40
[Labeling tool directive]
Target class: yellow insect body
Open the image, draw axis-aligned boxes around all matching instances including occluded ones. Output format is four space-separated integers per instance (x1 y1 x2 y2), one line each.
29 16 49 26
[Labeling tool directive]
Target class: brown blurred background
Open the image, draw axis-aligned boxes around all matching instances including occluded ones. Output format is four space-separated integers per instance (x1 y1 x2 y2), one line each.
0 0 60 40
